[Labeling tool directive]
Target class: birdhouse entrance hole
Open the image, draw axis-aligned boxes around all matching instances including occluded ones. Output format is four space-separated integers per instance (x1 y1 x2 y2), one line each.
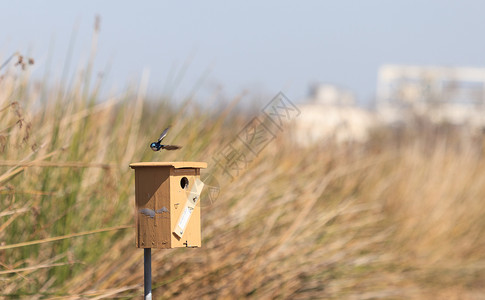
180 177 189 189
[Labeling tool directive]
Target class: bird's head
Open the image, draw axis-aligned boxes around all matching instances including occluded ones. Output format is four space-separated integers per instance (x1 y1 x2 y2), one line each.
150 142 159 151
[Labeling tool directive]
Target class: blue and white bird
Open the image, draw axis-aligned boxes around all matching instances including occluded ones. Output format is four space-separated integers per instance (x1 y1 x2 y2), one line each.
150 127 182 151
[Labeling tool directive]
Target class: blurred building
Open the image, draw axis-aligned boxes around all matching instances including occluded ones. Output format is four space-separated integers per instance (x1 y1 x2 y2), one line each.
376 65 485 127
309 83 355 106
294 84 376 145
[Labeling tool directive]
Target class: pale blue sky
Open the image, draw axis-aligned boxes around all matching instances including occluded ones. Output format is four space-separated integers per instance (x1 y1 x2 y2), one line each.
2 0 485 105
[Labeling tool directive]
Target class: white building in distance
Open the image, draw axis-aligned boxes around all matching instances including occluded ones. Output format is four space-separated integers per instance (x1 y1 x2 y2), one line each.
376 65 485 128
294 84 377 145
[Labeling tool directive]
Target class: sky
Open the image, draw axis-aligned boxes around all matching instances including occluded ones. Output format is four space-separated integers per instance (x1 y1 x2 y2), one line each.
2 0 485 106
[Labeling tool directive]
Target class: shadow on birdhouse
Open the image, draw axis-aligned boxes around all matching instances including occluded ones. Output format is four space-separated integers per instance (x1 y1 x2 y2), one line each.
129 162 207 249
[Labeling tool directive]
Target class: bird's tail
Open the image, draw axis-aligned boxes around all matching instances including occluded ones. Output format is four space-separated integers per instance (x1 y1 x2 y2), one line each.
162 145 182 150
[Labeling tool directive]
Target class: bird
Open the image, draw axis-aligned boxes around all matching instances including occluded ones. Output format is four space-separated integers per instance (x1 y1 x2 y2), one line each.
150 126 182 151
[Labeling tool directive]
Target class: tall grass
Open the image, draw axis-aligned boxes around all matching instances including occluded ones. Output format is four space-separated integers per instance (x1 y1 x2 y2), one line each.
1 53 485 299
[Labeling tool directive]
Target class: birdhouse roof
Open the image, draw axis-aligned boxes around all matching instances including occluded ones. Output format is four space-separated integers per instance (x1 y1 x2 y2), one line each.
129 161 207 169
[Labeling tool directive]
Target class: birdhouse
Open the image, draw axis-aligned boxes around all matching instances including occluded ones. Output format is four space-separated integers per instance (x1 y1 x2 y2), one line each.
129 162 207 249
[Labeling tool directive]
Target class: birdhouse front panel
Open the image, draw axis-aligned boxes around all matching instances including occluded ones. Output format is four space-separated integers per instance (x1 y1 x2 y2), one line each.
169 168 201 248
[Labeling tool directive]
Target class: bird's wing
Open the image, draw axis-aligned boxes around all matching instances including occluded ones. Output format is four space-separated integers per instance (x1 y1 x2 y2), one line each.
161 145 182 150
158 126 170 142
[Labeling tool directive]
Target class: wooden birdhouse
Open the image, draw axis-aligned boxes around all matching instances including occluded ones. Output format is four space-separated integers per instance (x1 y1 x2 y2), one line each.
129 162 207 249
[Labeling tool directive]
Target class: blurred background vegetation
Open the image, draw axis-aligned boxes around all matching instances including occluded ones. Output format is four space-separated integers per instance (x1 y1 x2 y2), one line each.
2 31 485 300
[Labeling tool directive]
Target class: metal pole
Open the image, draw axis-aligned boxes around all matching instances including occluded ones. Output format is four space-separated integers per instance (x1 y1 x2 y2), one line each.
144 248 152 300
